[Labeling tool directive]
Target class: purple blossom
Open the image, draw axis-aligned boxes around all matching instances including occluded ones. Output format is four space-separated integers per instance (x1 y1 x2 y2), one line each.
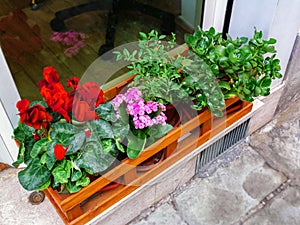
112 87 167 129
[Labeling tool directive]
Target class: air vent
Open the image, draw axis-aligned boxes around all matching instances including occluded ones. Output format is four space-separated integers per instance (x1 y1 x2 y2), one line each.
195 118 250 172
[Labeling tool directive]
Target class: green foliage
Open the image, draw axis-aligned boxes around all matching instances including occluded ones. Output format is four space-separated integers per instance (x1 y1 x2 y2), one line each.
114 29 225 115
13 102 129 193
126 123 173 159
185 27 282 102
114 30 186 105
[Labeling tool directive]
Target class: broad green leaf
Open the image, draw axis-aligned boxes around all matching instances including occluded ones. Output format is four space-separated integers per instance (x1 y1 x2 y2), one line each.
218 81 231 90
66 181 82 193
24 137 36 164
267 38 276 44
36 179 51 191
95 102 117 122
50 123 80 144
45 152 57 170
76 176 90 187
13 142 25 167
259 76 272 88
90 119 114 139
71 170 83 182
254 86 262 96
115 139 125 152
76 141 116 173
139 32 147 40
31 138 50 158
112 120 129 140
150 124 173 139
65 131 86 155
52 159 72 184
18 158 51 191
219 57 229 68
102 139 113 153
210 64 219 75
126 135 147 159
210 108 223 117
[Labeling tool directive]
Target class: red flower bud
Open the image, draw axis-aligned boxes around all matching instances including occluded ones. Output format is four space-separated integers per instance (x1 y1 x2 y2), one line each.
84 128 91 138
33 133 41 141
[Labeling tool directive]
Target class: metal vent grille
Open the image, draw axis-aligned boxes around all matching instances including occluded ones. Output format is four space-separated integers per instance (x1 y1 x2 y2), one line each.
196 118 250 171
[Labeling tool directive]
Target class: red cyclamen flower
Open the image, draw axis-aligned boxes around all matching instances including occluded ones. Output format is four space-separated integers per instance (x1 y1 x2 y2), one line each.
54 144 68 160
16 99 52 130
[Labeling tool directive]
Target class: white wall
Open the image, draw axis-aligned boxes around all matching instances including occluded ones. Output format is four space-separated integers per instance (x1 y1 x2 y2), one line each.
228 0 278 39
202 0 228 32
268 0 300 86
0 47 20 165
228 0 300 86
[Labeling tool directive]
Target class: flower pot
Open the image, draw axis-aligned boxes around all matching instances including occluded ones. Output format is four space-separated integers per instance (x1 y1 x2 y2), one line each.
136 149 165 172
165 103 181 128
43 76 253 225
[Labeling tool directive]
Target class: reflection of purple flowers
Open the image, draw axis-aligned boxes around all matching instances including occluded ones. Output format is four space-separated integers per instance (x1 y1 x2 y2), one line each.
112 88 167 129
50 30 86 57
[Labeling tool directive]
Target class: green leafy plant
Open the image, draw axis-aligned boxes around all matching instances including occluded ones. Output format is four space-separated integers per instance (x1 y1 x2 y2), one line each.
111 87 173 159
185 27 282 102
114 30 225 116
114 30 185 105
13 67 125 193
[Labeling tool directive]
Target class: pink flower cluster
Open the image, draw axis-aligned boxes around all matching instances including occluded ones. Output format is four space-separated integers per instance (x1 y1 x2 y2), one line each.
50 30 86 57
112 88 167 129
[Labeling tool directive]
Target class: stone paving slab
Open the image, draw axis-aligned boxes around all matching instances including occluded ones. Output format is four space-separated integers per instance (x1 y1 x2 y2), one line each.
0 168 63 225
244 186 300 225
130 203 188 225
250 98 300 186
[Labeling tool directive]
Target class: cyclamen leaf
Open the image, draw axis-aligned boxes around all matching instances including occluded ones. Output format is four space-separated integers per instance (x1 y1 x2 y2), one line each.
65 131 86 155
150 124 173 139
112 120 129 140
90 119 114 139
95 102 117 122
31 138 50 158
66 181 82 193
50 123 80 144
76 141 116 173
18 158 51 191
52 160 72 184
126 135 147 159
76 176 90 187
12 142 25 167
36 178 51 191
71 170 83 182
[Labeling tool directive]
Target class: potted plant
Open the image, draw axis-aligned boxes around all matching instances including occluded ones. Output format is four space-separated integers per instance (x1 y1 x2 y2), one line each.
111 87 173 159
184 27 282 102
12 66 172 194
113 30 226 117
12 66 123 193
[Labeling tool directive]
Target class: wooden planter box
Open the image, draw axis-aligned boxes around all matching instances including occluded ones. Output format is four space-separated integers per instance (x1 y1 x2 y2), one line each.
44 76 253 225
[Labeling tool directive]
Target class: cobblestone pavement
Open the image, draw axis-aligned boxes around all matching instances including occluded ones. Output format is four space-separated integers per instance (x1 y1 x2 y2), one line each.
0 98 299 225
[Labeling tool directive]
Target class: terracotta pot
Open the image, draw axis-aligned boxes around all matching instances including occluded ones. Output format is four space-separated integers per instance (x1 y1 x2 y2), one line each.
136 149 165 172
165 103 181 128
